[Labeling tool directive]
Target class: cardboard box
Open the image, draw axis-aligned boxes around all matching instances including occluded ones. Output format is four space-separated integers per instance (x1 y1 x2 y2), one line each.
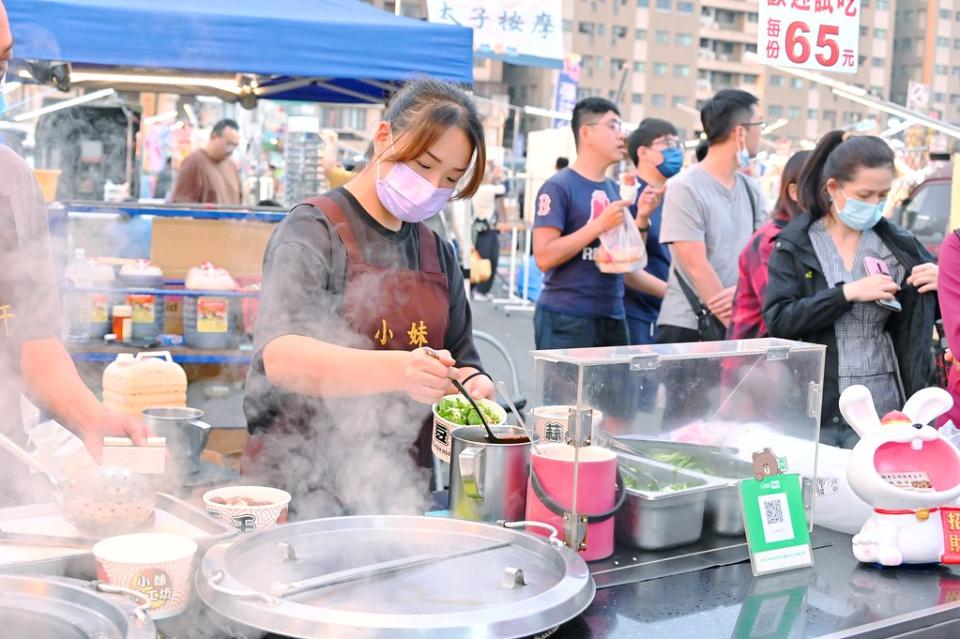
150 218 275 280
202 428 248 470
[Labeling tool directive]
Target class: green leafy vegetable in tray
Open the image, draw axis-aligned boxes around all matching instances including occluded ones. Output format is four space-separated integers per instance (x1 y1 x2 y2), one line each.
652 452 711 474
435 396 502 426
652 452 744 478
621 464 696 493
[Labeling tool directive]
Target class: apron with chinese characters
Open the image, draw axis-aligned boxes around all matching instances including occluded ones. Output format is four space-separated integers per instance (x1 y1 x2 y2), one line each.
241 195 450 511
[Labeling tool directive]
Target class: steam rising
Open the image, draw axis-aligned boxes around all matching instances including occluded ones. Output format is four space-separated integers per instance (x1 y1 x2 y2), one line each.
244 231 441 520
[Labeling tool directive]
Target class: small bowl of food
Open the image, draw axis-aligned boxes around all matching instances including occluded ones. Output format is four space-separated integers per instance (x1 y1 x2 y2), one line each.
431 395 507 463
202 485 291 533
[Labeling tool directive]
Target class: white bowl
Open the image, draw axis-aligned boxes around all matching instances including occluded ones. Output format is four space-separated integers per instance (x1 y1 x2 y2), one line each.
202 485 292 533
431 395 507 463
93 533 197 619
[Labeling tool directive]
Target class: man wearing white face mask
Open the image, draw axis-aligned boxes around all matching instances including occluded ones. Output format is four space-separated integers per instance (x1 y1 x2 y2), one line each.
0 0 148 503
658 89 767 344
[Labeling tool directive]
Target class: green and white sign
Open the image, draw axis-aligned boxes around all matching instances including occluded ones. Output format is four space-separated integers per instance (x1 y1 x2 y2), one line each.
740 473 813 576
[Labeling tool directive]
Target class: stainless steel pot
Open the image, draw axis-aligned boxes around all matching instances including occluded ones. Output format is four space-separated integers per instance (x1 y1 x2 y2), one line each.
197 515 595 639
142 407 211 475
0 575 156 638
450 425 531 523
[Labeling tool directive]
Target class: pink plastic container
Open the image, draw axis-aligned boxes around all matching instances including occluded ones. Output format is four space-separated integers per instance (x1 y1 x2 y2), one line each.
525 443 619 561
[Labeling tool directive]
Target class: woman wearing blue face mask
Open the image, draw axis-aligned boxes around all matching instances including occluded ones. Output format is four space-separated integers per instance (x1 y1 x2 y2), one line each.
242 79 492 517
764 131 939 448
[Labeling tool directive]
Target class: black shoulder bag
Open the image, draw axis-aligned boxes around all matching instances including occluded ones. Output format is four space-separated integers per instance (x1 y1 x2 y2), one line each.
676 272 727 342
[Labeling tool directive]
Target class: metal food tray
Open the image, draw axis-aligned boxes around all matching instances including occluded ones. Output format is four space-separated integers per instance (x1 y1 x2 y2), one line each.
615 439 817 536
611 436 754 536
0 492 236 579
614 453 726 551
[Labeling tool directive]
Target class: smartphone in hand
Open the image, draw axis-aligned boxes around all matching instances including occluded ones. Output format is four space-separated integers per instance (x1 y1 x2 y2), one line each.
864 257 902 312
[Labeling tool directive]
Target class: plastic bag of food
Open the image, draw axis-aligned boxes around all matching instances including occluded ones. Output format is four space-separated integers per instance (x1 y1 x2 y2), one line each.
597 212 647 274
594 176 646 274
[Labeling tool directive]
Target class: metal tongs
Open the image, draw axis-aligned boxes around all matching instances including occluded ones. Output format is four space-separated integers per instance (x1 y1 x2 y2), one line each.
0 529 100 548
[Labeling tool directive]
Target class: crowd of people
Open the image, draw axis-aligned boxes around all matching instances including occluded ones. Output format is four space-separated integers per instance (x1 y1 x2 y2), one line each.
530 91 956 447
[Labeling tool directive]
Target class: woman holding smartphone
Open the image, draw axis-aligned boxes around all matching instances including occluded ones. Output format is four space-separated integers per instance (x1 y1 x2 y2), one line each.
764 131 939 447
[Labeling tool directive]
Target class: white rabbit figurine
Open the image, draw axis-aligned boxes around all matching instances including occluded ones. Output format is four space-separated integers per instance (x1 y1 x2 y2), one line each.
841 384 960 566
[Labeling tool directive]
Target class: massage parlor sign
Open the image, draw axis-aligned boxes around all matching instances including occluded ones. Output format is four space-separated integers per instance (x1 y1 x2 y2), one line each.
758 0 862 73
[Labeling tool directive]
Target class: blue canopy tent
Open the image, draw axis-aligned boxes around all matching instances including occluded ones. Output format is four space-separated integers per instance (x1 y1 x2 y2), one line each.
6 0 474 104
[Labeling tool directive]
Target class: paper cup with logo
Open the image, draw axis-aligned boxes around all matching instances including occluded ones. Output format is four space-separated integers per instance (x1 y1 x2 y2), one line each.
94 533 197 619
203 485 291 533
431 395 508 463
532 405 604 444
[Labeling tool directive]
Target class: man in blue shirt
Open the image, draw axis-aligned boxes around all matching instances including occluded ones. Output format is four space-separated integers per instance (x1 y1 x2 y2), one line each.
624 119 683 344
532 98 644 350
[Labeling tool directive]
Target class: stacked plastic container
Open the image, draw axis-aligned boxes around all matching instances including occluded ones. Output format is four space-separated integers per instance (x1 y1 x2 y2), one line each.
183 262 241 349
283 116 328 207
118 260 165 341
89 260 119 338
102 351 187 416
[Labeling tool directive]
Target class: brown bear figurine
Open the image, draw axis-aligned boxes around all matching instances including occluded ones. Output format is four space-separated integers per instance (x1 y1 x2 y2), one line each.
752 448 781 481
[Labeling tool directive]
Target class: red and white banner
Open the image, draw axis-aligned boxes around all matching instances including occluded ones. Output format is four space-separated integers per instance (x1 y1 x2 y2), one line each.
758 0 861 74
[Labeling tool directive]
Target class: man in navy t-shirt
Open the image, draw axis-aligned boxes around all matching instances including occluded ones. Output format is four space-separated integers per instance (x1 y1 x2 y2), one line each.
533 98 648 350
624 119 683 344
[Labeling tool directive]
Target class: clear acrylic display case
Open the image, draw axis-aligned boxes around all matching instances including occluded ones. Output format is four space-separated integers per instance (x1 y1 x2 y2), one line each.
529 338 827 552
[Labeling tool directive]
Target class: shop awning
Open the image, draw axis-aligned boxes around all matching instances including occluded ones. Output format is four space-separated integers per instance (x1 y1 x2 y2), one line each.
6 0 474 103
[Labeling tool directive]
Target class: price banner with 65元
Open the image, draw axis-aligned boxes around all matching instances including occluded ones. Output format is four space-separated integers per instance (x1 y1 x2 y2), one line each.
758 0 861 73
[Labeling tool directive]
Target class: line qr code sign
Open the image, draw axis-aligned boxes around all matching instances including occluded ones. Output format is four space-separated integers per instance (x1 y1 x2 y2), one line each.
759 493 795 544
764 497 784 525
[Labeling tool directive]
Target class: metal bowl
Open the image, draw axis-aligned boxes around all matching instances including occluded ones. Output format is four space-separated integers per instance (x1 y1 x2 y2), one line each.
0 575 156 639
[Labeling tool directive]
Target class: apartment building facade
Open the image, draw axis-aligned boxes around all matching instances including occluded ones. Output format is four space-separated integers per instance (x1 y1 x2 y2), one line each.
362 0 947 146
890 0 960 124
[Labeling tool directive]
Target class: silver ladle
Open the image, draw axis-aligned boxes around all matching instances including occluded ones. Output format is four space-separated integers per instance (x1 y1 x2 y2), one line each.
0 432 155 535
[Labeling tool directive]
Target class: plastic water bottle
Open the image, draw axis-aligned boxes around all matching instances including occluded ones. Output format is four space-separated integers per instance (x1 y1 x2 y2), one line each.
63 248 94 343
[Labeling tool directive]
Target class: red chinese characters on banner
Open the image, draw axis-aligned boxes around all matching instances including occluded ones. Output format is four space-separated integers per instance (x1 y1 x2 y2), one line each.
941 508 960 564
762 18 847 66
760 0 858 71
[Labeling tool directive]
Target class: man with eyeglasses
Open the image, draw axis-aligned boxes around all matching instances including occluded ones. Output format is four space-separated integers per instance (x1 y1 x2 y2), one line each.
657 89 768 344
0 0 148 504
172 118 243 205
532 97 657 350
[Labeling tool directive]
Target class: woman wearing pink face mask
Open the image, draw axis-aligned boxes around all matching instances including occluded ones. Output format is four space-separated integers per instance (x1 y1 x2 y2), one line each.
243 79 492 518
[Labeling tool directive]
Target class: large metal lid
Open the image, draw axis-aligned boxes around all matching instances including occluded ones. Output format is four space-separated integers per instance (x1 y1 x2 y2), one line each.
0 575 157 639
197 515 595 638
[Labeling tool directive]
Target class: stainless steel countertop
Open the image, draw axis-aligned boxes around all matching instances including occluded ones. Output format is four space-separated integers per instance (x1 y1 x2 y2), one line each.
551 527 960 638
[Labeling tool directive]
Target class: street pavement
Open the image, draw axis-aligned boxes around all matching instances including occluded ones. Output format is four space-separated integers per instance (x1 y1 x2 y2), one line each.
468 284 537 409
